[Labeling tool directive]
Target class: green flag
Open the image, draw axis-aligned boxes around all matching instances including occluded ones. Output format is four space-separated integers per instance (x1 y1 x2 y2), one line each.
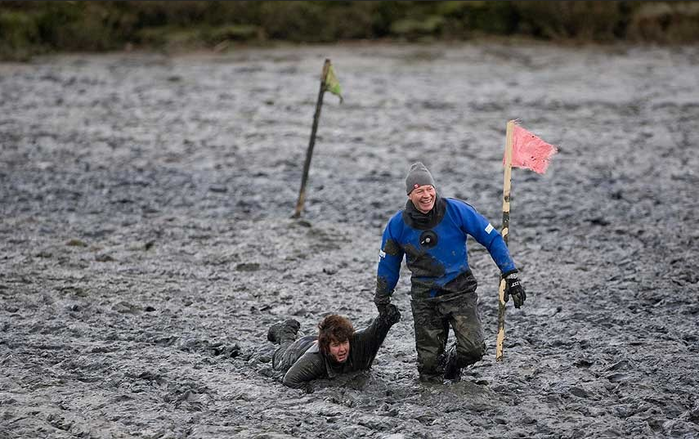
324 64 343 103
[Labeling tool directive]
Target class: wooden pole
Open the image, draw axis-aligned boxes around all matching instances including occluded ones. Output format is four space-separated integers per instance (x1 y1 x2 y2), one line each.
293 59 330 218
496 120 515 362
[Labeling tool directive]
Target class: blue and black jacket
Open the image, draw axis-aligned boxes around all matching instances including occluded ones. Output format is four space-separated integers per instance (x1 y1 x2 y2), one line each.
376 196 516 300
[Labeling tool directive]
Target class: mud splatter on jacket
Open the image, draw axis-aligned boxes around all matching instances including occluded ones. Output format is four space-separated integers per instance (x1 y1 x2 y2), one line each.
281 316 394 389
376 196 516 300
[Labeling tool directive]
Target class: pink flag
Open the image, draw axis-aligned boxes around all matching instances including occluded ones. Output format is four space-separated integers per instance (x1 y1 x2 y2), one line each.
506 125 558 174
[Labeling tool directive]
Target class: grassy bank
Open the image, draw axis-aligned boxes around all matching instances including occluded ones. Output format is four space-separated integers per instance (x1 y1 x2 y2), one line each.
1 1 698 60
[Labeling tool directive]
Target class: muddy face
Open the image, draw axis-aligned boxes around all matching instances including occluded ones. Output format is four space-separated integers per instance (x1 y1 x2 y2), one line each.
329 339 350 363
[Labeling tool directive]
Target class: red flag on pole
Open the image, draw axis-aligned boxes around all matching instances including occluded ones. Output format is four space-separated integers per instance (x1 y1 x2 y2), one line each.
505 124 558 174
496 120 556 361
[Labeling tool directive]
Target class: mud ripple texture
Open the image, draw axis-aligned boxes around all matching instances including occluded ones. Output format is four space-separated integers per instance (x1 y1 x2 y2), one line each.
1 43 698 438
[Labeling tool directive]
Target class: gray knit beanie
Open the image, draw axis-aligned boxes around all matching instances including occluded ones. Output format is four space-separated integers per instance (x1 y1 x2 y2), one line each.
405 162 436 194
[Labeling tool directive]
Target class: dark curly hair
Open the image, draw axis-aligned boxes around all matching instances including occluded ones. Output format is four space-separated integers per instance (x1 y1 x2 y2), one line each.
317 314 354 356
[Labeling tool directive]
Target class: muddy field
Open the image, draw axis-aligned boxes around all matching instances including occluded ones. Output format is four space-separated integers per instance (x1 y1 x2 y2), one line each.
1 41 698 438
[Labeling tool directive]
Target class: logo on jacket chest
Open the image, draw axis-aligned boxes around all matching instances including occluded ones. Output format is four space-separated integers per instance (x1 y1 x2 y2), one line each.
419 230 438 249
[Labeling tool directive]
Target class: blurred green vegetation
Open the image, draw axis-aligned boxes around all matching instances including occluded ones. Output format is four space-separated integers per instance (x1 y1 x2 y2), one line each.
1 1 698 60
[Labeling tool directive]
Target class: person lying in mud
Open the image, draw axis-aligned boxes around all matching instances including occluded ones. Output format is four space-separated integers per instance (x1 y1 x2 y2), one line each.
267 305 401 389
375 162 527 383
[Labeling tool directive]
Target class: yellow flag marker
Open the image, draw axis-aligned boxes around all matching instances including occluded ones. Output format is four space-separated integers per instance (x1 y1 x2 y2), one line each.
324 64 343 103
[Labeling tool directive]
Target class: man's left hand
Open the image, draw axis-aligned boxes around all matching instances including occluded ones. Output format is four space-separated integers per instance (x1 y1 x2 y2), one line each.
503 271 526 309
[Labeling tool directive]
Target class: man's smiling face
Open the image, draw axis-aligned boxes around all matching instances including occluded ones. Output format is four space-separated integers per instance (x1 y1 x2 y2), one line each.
408 185 436 213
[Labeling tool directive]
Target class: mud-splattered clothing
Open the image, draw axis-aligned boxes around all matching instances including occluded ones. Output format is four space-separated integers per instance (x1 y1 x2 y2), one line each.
376 196 517 379
411 287 485 376
273 316 395 389
376 196 515 301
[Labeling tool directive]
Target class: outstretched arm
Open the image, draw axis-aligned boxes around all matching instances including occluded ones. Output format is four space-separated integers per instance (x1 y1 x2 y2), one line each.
350 304 401 370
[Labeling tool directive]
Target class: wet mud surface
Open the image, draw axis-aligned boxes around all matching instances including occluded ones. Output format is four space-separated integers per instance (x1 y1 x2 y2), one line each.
1 42 699 438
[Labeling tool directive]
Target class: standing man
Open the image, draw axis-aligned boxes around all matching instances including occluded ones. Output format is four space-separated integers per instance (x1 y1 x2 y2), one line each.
375 162 526 383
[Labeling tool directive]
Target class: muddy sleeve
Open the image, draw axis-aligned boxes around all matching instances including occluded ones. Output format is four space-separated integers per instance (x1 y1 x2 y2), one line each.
454 200 516 274
282 350 327 389
350 317 393 370
376 216 404 300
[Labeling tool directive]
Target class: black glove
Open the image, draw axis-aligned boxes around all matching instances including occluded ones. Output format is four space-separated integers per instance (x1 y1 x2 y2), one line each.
503 270 526 309
378 303 401 325
374 294 391 316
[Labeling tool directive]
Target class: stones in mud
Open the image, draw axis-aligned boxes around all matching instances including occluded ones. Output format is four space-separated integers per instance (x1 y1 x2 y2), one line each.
606 372 630 383
258 366 278 378
65 238 87 247
355 415 395 431
687 405 699 423
378 402 399 417
236 262 260 272
0 397 17 405
210 342 240 358
294 219 312 228
112 301 141 314
46 413 73 431
57 285 87 297
65 303 81 312
178 338 240 358
95 253 114 262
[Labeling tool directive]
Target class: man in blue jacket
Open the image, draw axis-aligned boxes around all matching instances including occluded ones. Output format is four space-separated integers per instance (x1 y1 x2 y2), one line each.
375 162 527 383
